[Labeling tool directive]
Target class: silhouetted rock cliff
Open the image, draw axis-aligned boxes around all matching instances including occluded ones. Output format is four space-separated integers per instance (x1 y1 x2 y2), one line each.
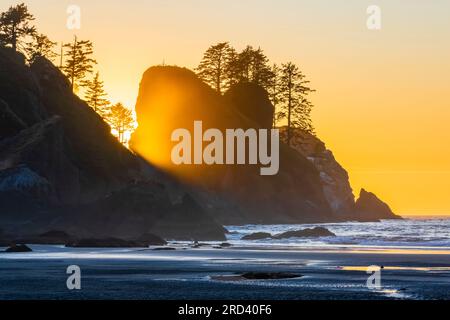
131 66 400 224
283 128 400 221
0 47 225 241
224 82 274 129
131 66 334 224
355 189 401 221
285 129 356 218
0 46 399 236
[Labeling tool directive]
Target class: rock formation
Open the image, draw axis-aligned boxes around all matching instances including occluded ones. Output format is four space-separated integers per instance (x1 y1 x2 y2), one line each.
273 227 336 239
355 189 401 221
0 46 400 239
4 244 32 253
282 129 400 221
242 232 272 240
131 66 333 224
242 227 336 240
0 47 225 241
284 129 356 219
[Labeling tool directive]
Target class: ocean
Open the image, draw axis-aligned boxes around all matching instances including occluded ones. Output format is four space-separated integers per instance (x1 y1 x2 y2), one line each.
226 217 450 249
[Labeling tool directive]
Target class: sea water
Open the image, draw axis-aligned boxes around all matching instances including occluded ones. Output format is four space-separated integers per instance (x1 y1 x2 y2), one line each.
226 217 450 250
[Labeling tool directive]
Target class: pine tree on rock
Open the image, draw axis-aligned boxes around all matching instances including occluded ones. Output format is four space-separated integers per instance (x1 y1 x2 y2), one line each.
62 36 97 92
224 47 241 89
84 72 110 115
247 47 273 89
106 103 135 144
197 42 235 94
25 33 57 64
0 3 36 51
268 64 282 128
278 62 315 146
227 46 273 90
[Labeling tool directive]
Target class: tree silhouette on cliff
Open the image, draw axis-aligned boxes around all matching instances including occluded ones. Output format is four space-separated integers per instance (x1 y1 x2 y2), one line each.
84 72 110 115
197 42 235 94
106 103 135 144
277 62 315 146
25 33 57 64
197 42 316 142
197 43 274 93
0 3 36 52
62 36 97 92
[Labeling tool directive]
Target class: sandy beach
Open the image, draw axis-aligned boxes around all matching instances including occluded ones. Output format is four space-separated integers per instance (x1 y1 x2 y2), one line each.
1 243 450 300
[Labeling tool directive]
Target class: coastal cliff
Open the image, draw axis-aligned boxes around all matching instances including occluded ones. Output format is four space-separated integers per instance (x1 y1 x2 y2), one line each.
284 129 400 221
131 66 334 224
0 48 399 243
0 47 225 240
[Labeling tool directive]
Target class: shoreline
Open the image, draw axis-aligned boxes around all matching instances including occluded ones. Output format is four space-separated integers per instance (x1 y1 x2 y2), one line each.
1 244 450 300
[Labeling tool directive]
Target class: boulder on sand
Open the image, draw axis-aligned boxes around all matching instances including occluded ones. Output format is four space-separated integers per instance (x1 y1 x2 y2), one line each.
5 244 32 253
241 232 272 240
273 227 335 239
241 272 302 280
213 272 302 281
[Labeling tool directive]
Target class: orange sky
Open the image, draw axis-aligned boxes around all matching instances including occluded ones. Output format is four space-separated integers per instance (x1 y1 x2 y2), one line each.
2 0 450 215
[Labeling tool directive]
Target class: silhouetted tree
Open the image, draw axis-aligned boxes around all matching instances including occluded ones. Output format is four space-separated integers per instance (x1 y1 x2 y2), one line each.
224 47 241 89
197 42 235 94
84 72 110 114
229 46 273 89
278 62 315 146
268 64 281 128
236 45 254 82
0 3 36 51
196 43 316 136
247 47 273 88
62 36 97 92
25 33 57 64
106 103 134 144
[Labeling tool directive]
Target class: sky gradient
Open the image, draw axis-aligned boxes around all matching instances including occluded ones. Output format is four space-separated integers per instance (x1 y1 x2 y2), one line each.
2 0 450 215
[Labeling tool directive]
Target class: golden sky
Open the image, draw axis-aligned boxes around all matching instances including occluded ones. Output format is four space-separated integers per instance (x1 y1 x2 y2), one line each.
2 0 450 215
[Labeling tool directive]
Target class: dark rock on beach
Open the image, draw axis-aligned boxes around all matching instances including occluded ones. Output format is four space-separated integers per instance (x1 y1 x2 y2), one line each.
273 227 336 239
213 272 303 281
241 232 272 240
241 272 302 280
4 244 32 253
152 247 176 251
240 227 336 241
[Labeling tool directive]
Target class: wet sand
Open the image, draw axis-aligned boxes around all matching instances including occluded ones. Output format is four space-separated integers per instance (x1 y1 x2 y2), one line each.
1 244 450 300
